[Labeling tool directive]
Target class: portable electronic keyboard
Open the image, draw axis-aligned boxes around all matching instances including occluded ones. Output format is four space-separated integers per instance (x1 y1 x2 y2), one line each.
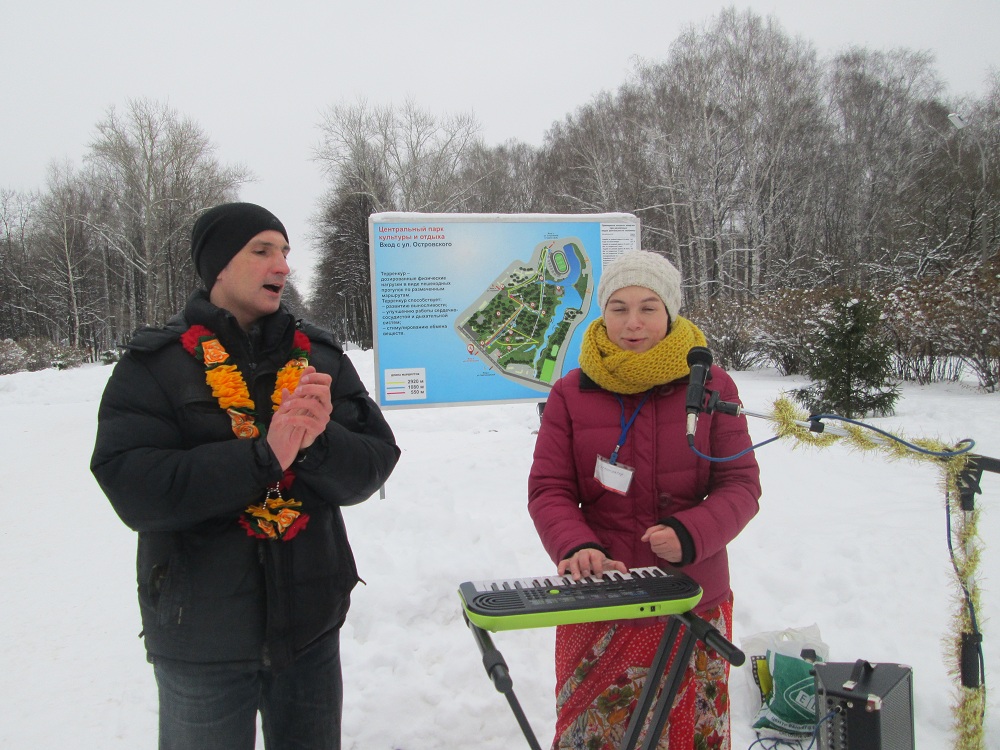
459 566 703 631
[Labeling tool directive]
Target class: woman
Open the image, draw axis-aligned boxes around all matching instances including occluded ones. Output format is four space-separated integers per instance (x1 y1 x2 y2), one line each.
528 250 761 749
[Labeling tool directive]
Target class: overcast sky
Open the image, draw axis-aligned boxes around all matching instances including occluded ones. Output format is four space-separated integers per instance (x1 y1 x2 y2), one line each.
5 0 998 287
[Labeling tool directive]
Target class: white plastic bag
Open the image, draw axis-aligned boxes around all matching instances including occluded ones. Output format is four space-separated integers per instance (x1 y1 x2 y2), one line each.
735 624 830 738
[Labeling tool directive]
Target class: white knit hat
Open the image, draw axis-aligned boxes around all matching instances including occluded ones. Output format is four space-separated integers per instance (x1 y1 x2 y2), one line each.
597 251 683 322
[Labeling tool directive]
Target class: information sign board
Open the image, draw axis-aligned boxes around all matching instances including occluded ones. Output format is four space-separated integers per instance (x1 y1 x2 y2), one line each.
369 213 640 408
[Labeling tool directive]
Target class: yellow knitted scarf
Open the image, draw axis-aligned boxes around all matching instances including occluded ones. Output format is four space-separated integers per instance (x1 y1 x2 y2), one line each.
578 316 708 394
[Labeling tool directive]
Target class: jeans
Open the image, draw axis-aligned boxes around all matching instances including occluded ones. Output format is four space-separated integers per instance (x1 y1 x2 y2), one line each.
153 632 342 750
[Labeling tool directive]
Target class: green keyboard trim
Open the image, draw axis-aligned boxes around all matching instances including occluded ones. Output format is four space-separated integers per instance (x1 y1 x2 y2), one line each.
459 574 703 632
461 593 703 631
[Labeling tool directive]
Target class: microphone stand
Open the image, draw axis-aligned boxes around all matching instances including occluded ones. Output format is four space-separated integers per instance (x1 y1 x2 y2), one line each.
694 388 997 699
464 612 542 750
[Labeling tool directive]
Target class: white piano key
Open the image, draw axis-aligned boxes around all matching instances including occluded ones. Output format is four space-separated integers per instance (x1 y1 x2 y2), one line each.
469 567 671 592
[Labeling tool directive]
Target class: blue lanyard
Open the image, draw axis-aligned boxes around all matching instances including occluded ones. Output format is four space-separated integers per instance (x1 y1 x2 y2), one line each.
609 391 652 465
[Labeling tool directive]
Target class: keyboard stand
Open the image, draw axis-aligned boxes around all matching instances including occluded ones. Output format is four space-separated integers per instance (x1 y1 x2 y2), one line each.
464 610 744 750
466 613 543 750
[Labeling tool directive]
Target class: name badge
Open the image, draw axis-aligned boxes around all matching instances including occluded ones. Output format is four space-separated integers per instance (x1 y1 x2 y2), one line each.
595 454 634 495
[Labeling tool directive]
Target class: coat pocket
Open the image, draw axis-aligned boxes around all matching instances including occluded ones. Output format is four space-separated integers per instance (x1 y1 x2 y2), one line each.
141 554 185 628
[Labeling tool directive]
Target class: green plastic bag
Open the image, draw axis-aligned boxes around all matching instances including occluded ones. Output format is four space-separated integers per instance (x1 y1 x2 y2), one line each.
737 624 829 739
751 650 817 738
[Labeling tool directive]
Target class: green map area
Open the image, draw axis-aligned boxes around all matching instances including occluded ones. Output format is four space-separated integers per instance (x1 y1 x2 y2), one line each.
454 238 592 391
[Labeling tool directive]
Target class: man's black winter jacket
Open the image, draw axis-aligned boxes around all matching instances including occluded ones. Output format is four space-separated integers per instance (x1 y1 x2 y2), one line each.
91 291 399 669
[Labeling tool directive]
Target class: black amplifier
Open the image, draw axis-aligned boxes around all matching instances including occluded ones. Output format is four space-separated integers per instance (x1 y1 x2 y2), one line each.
813 660 914 750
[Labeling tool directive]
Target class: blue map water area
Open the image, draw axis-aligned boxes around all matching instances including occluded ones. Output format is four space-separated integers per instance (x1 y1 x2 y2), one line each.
545 242 585 341
373 220 607 406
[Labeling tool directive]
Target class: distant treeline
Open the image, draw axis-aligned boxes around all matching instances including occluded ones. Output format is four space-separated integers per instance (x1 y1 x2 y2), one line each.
2 8 997 386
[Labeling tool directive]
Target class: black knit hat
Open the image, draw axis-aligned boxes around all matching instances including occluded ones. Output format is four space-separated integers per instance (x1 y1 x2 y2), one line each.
191 202 288 289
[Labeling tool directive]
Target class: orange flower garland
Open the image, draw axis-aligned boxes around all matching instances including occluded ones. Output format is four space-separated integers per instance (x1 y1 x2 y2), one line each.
181 324 312 541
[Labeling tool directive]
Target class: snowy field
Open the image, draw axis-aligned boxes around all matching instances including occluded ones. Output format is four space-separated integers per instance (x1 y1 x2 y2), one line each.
1 350 998 749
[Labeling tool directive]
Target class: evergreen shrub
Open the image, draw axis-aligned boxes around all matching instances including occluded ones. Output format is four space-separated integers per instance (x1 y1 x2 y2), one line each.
754 288 843 376
792 292 900 418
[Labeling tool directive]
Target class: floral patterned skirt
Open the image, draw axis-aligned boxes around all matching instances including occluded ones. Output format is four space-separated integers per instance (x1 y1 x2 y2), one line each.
552 597 733 750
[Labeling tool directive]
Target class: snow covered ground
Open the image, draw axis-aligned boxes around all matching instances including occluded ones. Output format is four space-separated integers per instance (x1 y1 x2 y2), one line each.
1 351 998 748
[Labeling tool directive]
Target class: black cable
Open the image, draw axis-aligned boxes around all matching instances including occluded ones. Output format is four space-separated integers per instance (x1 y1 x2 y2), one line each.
809 413 976 458
688 435 779 463
944 485 988 712
746 736 802 750
803 708 841 750
689 408 975 463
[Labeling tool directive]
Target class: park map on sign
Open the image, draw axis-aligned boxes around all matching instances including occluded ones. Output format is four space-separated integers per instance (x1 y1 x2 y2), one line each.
454 237 593 391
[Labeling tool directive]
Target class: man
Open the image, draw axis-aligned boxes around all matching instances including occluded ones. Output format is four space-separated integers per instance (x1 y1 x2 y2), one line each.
91 202 400 749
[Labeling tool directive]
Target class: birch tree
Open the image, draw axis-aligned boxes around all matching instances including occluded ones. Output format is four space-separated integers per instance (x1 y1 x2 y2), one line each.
637 8 828 301
0 189 38 340
86 98 251 327
33 162 100 349
312 99 484 346
315 98 482 213
456 140 546 214
824 47 945 286
311 177 380 348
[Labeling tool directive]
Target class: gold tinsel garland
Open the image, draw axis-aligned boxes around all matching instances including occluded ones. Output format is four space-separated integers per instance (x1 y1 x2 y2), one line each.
767 397 985 750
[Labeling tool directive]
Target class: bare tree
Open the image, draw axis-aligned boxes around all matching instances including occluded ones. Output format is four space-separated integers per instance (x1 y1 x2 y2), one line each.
310 177 381 348
455 140 546 214
823 47 946 286
311 99 484 346
85 98 252 327
636 8 828 302
541 87 658 215
314 98 483 213
947 71 999 263
33 162 101 349
0 189 39 340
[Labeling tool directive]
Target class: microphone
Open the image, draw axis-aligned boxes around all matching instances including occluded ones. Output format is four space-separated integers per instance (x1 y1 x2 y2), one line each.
685 347 713 440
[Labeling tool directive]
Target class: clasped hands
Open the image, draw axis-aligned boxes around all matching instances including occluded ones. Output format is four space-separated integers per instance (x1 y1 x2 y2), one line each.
558 524 682 581
266 365 333 470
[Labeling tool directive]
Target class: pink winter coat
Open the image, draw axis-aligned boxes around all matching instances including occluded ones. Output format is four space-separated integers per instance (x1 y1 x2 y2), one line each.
528 366 761 613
